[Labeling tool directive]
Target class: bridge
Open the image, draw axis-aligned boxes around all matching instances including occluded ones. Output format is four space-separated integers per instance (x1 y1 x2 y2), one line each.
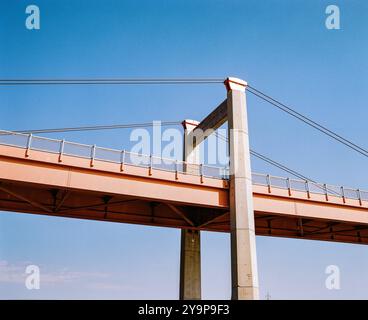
1 130 368 242
1 77 368 300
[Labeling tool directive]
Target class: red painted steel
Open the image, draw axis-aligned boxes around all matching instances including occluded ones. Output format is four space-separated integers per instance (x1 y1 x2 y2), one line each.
1 144 368 244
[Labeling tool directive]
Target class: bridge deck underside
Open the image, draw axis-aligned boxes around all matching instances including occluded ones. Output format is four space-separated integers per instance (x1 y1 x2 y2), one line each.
0 180 228 230
1 145 368 245
1 180 368 245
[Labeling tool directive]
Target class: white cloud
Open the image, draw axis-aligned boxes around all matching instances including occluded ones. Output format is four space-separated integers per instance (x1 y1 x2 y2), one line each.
0 260 146 299
0 260 108 285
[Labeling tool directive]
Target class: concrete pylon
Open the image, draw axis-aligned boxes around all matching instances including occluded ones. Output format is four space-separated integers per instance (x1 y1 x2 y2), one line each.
179 120 201 300
225 77 259 300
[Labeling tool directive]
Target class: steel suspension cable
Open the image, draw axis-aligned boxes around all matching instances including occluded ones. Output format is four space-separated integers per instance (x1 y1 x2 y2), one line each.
247 85 368 158
0 78 225 85
14 121 182 134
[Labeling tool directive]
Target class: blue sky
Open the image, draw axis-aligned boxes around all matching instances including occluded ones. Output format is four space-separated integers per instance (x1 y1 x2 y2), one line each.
1 0 368 299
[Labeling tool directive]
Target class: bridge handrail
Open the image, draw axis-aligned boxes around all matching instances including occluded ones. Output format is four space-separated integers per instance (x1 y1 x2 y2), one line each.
0 130 367 201
251 172 368 202
0 130 229 180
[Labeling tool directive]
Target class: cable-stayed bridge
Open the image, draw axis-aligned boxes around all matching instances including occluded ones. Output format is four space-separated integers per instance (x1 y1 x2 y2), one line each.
1 77 367 300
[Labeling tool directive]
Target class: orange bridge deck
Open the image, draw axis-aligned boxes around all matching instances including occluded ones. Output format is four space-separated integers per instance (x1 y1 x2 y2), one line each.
1 131 368 245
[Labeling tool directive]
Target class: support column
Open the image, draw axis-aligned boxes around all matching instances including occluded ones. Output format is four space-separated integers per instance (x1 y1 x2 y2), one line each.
179 120 201 300
225 77 259 300
179 229 201 300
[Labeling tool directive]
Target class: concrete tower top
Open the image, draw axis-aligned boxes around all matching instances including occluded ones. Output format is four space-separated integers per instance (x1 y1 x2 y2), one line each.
181 119 200 130
224 77 248 92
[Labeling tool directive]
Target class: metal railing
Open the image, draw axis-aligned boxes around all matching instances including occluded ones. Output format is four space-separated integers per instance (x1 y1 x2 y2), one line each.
252 173 368 202
0 130 229 180
0 130 367 201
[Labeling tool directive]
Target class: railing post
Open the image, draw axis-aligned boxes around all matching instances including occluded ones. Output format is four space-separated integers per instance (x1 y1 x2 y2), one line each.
58 139 65 163
286 178 291 196
341 186 346 203
266 174 271 193
25 133 32 157
120 149 126 172
149 154 153 176
324 183 329 201
305 180 311 199
200 164 203 184
90 144 96 167
175 160 179 180
357 189 362 206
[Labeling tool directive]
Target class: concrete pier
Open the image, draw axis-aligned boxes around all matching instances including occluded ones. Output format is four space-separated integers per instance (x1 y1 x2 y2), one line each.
225 77 259 300
179 120 201 300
